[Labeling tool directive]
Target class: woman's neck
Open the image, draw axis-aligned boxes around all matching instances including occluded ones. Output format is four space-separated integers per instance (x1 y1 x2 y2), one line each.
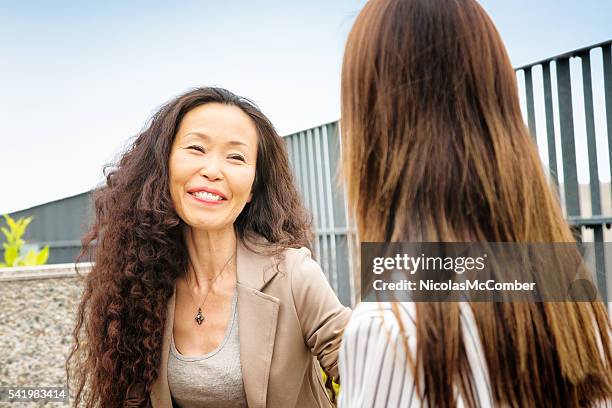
183 225 237 291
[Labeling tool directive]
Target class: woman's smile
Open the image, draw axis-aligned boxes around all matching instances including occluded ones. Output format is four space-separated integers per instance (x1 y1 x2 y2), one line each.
188 191 226 206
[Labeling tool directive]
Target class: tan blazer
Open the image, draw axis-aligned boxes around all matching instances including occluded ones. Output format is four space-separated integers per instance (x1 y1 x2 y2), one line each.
149 237 352 408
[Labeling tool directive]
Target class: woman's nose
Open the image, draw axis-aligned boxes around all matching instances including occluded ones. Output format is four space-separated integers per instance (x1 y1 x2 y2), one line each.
198 156 223 181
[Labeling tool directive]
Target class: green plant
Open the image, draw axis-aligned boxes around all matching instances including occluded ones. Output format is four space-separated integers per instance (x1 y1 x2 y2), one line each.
321 368 340 403
0 214 49 267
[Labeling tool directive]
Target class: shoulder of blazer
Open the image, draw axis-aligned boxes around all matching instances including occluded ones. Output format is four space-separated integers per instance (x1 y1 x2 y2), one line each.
263 246 320 291
237 233 315 289
281 246 321 279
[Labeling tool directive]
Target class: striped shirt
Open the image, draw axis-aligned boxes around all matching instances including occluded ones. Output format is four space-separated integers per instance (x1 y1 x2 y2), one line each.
338 302 612 408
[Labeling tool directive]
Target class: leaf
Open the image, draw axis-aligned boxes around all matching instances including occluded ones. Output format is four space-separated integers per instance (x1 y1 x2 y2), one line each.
5 214 16 233
5 246 18 266
10 221 22 241
2 215 17 244
36 246 50 265
23 249 38 266
1 215 37 264
21 216 33 232
0 262 6 268
15 216 32 240
1 226 11 241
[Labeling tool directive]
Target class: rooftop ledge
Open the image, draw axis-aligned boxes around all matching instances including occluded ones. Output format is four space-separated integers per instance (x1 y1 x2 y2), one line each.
0 262 93 282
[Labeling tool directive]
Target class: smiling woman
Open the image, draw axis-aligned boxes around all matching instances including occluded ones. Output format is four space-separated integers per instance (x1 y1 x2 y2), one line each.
169 103 258 232
65 87 351 408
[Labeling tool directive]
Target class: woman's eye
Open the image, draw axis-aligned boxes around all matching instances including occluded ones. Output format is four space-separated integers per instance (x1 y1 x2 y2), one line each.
188 145 206 153
229 154 245 162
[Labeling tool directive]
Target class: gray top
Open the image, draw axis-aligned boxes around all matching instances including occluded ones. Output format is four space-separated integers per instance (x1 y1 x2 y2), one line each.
168 289 248 408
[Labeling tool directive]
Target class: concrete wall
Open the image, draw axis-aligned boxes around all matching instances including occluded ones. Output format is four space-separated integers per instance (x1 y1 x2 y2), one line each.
0 264 90 407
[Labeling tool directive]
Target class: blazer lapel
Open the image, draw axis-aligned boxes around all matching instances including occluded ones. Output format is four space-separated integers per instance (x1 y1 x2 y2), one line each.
236 238 281 408
150 284 176 408
149 237 281 408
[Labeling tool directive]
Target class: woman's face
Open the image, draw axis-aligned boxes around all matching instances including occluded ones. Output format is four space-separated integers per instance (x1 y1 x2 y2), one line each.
169 103 258 232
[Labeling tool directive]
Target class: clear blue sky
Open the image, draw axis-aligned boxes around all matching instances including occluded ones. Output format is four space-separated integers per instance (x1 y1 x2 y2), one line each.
1 0 611 214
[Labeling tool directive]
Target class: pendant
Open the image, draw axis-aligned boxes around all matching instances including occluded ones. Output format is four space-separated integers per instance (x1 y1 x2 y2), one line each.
195 307 205 325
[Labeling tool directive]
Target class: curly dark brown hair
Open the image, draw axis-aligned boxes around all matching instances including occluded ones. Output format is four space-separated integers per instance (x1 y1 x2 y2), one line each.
65 87 313 407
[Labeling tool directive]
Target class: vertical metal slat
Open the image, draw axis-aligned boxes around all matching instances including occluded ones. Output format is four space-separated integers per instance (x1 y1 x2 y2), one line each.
524 67 537 141
556 58 581 217
305 129 321 263
329 122 349 303
580 50 607 301
580 51 602 215
313 127 328 228
322 124 340 295
593 227 607 302
603 45 612 202
600 44 612 300
291 136 303 199
313 126 331 284
542 62 559 187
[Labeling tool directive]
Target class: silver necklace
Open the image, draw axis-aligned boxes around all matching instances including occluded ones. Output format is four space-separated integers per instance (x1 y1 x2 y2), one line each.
185 252 235 325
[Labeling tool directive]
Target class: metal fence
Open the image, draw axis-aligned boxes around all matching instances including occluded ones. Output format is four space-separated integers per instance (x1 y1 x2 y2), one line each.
515 39 612 302
283 122 356 306
286 39 612 307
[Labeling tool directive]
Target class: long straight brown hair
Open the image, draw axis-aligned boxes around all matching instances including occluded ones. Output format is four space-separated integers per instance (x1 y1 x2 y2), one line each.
341 0 612 406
